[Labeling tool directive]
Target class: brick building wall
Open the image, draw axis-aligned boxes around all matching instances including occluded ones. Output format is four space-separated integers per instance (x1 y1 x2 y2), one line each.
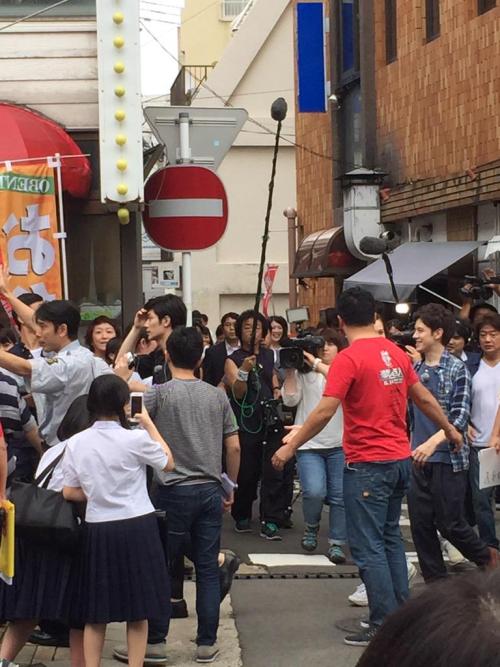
374 1 500 186
293 0 335 323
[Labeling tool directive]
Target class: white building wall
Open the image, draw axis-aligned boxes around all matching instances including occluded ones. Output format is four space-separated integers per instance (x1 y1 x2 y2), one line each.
183 144 293 321
0 20 98 128
184 1 296 325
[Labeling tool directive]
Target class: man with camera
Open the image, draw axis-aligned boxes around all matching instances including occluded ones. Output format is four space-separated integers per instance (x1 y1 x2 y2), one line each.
272 288 461 646
224 310 290 540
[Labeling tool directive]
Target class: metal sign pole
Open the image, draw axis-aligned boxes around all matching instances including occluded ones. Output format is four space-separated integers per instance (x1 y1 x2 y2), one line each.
52 153 69 299
178 112 193 325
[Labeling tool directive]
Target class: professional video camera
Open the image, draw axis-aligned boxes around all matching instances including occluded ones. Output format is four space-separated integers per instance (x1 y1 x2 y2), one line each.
278 333 325 372
460 274 500 302
389 329 415 350
262 398 295 429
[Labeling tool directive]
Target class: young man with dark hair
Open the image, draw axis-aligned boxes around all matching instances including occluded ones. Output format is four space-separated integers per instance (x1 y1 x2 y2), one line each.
117 295 187 384
447 318 481 376
408 303 497 584
272 288 461 646
468 313 500 549
143 326 240 664
0 300 111 446
202 312 239 387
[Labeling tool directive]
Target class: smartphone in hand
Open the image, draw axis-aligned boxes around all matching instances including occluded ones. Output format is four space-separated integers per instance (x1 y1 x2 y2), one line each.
130 392 143 422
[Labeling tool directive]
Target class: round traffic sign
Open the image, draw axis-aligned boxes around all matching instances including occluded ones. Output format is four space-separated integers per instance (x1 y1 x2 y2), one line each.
143 165 228 251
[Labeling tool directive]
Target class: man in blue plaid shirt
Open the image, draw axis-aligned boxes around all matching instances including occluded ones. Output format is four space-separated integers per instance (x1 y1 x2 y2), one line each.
407 303 497 581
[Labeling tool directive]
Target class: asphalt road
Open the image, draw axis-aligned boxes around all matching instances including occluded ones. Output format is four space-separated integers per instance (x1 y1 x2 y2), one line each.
230 578 365 667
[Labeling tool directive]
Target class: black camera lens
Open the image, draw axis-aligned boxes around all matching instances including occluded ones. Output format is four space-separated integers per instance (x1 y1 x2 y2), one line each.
278 347 305 370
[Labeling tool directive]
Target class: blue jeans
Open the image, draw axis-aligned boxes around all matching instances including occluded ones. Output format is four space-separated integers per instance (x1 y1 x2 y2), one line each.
296 448 346 544
344 459 411 628
149 483 223 646
469 447 499 549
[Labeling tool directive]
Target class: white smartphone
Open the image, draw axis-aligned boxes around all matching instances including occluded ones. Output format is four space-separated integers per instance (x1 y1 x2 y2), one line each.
130 392 143 422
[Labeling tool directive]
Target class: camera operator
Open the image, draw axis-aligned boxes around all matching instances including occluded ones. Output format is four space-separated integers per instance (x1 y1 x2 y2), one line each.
282 329 347 564
459 269 499 341
224 310 290 541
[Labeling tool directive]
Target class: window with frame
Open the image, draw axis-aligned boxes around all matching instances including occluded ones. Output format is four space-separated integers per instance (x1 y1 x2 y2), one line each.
385 0 397 63
478 0 496 14
0 0 95 17
425 0 440 42
338 0 360 85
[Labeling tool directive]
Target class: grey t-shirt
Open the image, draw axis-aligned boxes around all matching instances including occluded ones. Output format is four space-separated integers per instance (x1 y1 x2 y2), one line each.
144 378 238 486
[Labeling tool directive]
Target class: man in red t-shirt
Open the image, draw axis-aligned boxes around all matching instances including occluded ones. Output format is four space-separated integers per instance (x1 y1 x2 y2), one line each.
272 288 461 647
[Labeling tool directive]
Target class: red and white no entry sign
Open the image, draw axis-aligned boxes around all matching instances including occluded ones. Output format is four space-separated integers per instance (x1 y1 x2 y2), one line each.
143 165 229 251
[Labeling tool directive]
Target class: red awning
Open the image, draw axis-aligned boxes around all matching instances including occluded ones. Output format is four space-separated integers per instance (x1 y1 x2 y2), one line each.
292 226 364 279
0 103 92 198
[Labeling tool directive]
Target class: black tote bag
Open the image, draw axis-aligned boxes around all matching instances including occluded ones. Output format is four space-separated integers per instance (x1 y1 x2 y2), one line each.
10 451 81 552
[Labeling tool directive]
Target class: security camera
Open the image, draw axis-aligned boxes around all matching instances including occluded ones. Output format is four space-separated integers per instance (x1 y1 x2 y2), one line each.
328 93 341 110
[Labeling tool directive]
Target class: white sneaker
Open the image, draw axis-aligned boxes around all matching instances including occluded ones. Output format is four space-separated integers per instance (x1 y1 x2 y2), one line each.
407 560 418 585
348 583 368 607
441 539 467 566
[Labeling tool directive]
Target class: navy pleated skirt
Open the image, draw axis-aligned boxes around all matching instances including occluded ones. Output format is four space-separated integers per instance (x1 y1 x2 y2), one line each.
77 512 170 624
0 536 76 622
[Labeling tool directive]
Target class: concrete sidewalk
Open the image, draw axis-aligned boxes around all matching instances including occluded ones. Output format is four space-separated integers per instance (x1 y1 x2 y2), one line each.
14 583 242 667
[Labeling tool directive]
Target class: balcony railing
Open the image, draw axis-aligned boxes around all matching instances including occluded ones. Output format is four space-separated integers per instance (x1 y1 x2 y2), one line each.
220 0 247 20
170 65 215 106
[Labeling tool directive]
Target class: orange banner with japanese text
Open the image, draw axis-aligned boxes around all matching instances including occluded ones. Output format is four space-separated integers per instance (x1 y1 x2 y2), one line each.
0 163 62 301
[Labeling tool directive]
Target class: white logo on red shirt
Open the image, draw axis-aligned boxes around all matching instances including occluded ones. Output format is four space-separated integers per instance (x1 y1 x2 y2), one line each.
381 350 393 368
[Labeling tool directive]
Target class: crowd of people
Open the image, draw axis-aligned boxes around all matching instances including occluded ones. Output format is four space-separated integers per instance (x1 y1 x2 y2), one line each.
0 263 498 663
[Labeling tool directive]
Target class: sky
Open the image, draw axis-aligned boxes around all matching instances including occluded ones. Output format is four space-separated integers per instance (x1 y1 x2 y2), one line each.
139 0 185 96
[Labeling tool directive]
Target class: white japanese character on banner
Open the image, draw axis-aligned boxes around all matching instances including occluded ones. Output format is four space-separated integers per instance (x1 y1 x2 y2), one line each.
3 204 55 276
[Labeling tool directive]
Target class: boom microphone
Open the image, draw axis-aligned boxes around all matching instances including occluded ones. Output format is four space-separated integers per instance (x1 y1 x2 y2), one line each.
271 97 288 122
359 236 390 255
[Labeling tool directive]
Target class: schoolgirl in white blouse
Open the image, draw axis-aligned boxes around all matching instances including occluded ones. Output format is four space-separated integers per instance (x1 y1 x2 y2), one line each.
63 374 174 667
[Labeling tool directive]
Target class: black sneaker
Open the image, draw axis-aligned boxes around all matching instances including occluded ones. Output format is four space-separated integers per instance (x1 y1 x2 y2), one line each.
28 630 69 647
219 549 241 602
360 617 369 629
260 521 282 541
344 626 377 646
234 519 252 533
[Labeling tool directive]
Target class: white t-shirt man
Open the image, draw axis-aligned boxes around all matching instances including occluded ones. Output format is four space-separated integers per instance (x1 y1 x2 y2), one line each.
471 359 500 447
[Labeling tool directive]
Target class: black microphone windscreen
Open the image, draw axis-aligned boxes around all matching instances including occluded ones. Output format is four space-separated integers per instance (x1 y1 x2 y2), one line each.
359 236 389 255
271 97 288 122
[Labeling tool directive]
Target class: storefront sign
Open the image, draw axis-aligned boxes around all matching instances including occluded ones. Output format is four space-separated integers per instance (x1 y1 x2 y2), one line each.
0 163 62 300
